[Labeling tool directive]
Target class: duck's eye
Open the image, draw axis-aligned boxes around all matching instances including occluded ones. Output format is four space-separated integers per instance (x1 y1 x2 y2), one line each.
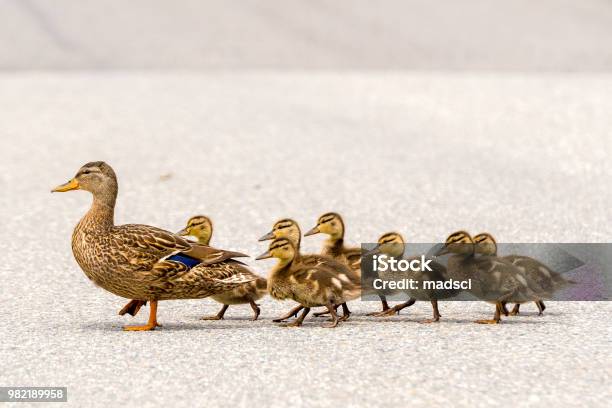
82 169 91 175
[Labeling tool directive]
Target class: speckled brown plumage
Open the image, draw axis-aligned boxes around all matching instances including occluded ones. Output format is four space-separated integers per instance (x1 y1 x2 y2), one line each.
58 161 255 303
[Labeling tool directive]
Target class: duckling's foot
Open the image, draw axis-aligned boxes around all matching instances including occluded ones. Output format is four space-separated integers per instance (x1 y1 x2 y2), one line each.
118 300 147 316
372 308 397 317
273 305 304 323
474 319 500 324
366 296 391 316
249 301 261 321
500 302 510 316
536 300 546 315
339 303 351 321
509 304 521 316
201 304 229 320
123 300 160 331
322 303 339 328
280 307 310 327
419 300 441 323
418 318 440 324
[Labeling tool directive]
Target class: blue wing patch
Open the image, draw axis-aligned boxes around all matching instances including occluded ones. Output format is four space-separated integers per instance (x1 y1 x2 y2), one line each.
166 253 201 269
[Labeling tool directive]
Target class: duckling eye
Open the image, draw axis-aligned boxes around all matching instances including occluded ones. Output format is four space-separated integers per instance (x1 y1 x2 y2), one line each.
81 169 91 175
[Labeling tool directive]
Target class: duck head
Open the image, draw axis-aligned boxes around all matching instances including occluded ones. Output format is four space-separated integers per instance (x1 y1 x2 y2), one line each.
366 232 405 258
473 232 497 256
177 215 213 245
304 212 345 240
255 237 297 266
435 230 475 256
258 218 302 248
52 161 118 206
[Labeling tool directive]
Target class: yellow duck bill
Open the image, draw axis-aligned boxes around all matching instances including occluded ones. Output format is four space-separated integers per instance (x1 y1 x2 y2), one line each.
176 228 189 236
51 178 80 193
303 226 320 236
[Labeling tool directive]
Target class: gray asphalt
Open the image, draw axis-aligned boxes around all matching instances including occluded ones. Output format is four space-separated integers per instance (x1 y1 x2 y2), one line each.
0 73 611 407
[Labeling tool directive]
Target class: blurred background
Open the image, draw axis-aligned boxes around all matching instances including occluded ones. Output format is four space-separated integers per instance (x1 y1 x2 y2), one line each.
2 0 612 71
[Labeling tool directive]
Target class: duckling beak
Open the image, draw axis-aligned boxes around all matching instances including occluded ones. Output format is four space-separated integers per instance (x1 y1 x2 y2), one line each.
51 178 80 193
258 231 275 241
431 243 449 257
255 250 272 260
304 226 320 236
176 228 189 236
363 245 381 257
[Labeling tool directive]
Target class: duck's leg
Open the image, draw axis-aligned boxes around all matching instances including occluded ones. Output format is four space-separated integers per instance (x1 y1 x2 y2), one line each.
374 298 416 317
273 305 303 323
313 304 341 317
419 300 441 324
475 302 502 324
201 304 229 320
500 302 509 316
536 300 546 315
118 300 147 316
338 303 351 321
509 303 521 316
366 295 390 316
281 307 310 327
249 300 261 321
323 302 340 328
123 300 160 331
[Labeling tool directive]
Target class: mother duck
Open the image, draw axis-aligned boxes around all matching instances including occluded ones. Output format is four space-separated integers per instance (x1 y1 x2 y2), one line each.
52 161 255 331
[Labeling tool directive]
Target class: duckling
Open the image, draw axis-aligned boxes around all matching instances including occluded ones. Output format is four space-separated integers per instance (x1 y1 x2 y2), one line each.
52 161 256 331
175 215 267 320
304 212 390 314
473 232 573 316
367 232 459 323
305 212 362 266
256 238 360 328
435 231 545 324
259 218 359 321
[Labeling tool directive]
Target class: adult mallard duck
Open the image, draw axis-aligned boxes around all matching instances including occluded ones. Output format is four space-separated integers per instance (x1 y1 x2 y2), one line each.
256 237 360 328
259 218 359 321
52 161 255 331
473 232 573 316
177 215 267 321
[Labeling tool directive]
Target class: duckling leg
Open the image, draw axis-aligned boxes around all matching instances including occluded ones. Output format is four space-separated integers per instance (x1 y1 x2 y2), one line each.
118 300 147 316
201 304 229 320
280 307 310 327
374 298 416 317
509 304 521 316
475 302 502 324
249 300 261 321
419 300 441 324
338 303 351 321
323 303 340 328
500 302 510 316
273 305 303 323
536 300 546 315
366 295 390 316
123 300 160 331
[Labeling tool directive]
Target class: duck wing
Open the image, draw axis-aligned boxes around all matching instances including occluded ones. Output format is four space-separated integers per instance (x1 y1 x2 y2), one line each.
111 224 248 270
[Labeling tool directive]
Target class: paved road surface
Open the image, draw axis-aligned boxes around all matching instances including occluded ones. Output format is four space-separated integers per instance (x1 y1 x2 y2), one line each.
0 72 610 407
